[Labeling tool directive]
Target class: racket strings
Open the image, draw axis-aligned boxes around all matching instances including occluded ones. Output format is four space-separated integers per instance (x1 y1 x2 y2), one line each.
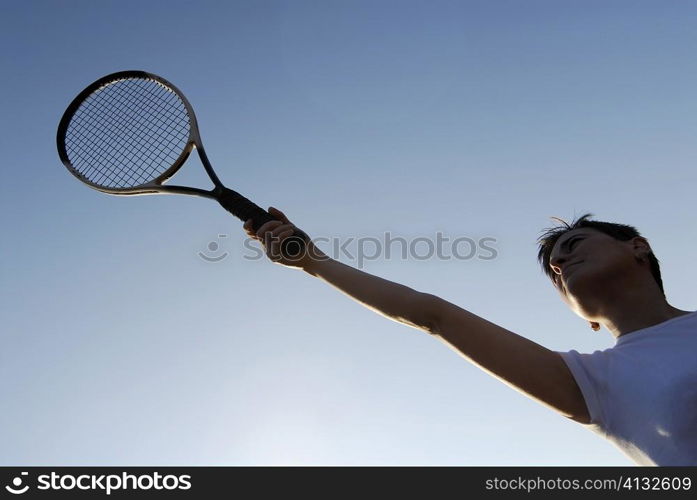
86 82 186 185
70 80 188 186
69 93 184 187
64 77 191 189
71 80 189 187
68 84 160 185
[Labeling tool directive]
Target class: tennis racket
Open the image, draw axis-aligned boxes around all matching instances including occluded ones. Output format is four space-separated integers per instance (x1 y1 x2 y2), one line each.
57 70 307 257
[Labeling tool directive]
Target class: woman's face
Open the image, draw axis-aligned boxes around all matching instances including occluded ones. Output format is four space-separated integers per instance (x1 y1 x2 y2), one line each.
548 228 647 315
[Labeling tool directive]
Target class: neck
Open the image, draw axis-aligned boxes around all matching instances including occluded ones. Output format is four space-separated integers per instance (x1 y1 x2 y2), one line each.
587 284 690 339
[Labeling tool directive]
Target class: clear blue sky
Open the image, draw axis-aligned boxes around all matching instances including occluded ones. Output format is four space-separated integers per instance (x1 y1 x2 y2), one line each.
2 0 697 465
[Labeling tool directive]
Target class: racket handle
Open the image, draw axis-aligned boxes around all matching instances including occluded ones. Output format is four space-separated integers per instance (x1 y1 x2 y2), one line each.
217 187 308 258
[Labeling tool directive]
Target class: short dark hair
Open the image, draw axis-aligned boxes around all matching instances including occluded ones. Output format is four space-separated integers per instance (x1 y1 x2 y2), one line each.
536 213 665 297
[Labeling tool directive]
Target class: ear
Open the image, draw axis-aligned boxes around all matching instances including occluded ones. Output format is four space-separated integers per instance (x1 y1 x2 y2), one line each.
631 236 651 262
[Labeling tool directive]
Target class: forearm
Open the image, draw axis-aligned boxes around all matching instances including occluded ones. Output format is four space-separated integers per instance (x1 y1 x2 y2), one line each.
302 253 436 333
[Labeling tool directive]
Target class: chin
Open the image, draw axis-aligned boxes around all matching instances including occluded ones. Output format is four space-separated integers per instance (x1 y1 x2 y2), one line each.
566 294 594 319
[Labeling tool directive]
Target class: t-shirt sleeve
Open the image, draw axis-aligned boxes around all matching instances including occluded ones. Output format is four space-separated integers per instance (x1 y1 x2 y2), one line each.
558 349 608 429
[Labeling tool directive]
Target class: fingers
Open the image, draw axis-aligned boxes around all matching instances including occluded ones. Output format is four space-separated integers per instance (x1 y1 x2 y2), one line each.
244 207 289 229
268 206 290 224
243 219 282 237
243 219 257 239
244 218 295 241
242 210 309 267
244 208 292 238
259 220 287 238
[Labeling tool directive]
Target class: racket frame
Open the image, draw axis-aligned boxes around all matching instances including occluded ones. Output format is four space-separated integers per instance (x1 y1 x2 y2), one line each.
57 70 222 200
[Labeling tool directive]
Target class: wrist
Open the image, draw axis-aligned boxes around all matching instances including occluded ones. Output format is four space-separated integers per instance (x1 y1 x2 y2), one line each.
300 242 331 275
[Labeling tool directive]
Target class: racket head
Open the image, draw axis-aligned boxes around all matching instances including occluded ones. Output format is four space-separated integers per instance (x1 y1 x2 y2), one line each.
57 70 201 194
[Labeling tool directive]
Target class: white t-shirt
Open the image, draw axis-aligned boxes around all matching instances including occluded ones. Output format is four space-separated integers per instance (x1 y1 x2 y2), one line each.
559 310 697 466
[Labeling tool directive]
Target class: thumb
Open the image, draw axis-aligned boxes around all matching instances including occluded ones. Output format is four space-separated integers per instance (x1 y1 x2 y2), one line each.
268 206 290 223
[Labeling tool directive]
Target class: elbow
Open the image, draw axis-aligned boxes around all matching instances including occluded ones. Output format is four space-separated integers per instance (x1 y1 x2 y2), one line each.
415 293 443 335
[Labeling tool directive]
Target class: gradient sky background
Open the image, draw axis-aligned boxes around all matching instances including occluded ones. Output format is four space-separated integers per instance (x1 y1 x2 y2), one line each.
2 0 697 466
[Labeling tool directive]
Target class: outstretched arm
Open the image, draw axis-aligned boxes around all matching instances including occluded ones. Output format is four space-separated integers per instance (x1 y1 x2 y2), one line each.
305 254 439 332
244 208 438 331
244 208 590 424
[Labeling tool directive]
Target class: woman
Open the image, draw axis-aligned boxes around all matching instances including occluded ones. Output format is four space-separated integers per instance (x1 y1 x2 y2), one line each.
243 208 696 466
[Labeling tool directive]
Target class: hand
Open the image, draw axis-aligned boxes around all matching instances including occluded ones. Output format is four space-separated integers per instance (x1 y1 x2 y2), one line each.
243 207 324 269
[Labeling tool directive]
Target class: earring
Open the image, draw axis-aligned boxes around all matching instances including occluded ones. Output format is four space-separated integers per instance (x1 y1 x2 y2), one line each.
590 321 600 331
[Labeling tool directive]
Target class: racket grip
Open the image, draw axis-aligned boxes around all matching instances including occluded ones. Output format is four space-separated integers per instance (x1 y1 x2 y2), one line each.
217 187 308 259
